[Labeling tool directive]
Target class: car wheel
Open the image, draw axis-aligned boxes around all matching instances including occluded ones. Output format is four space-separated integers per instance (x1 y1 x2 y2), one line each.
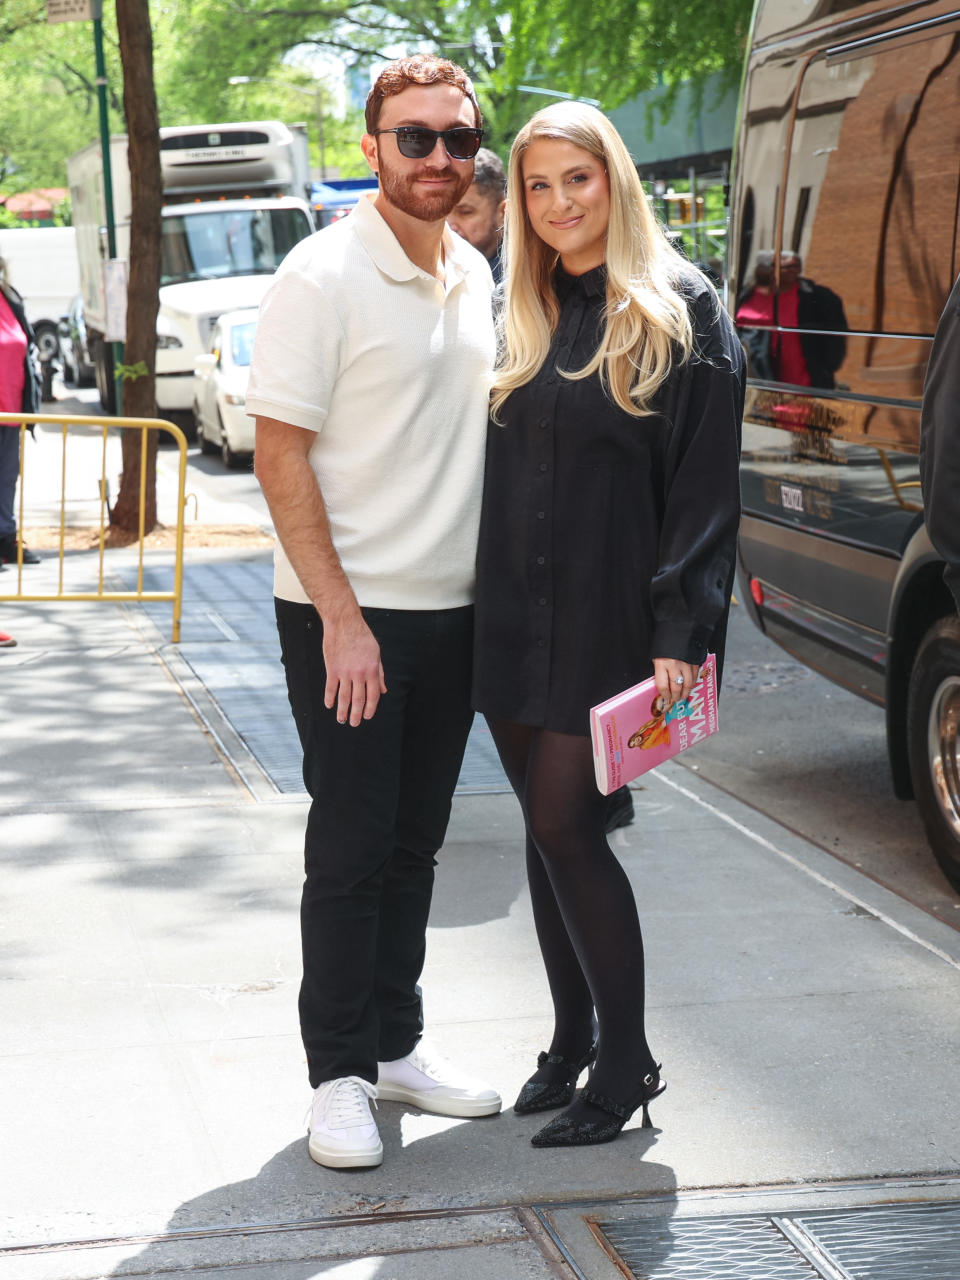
219 412 245 470
196 404 217 455
907 615 960 892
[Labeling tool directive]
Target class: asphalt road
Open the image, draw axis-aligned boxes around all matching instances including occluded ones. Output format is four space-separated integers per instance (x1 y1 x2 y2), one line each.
48 379 960 929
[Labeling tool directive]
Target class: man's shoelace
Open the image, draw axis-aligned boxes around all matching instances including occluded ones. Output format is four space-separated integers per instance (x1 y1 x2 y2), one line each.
316 1076 378 1128
407 1045 453 1085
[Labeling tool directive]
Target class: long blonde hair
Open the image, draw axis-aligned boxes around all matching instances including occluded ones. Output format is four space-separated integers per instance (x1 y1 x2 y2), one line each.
491 102 696 421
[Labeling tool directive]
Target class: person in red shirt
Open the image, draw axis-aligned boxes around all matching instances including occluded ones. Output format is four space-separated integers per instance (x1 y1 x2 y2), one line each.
735 250 847 389
0 254 42 567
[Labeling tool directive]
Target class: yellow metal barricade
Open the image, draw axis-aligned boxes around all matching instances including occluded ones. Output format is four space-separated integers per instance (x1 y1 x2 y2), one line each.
0 411 188 642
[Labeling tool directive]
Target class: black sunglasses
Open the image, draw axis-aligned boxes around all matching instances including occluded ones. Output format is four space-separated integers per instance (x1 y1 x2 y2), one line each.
373 126 484 161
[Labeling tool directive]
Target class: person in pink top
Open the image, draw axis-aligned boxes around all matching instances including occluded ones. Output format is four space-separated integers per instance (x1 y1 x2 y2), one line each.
0 253 42 569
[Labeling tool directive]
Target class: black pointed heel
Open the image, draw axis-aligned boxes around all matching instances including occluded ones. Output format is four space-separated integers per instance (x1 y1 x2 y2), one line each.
513 1042 598 1116
530 1065 665 1146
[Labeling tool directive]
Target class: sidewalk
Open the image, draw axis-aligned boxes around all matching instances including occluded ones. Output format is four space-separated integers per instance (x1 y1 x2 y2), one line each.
2 545 960 1279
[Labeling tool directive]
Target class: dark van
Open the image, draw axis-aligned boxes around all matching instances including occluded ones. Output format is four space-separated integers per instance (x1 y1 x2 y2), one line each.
727 0 960 889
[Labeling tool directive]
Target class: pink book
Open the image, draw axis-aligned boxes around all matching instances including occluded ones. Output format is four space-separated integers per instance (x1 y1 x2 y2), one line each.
589 654 719 794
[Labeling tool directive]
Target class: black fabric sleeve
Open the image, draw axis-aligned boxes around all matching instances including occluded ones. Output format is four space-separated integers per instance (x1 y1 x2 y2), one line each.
650 285 745 661
920 274 960 612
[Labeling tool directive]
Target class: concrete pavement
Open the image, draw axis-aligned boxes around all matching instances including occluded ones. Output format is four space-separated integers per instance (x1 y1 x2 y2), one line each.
2 455 960 1276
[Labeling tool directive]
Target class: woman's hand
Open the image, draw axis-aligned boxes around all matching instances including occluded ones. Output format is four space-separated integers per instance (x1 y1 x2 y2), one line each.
653 658 701 711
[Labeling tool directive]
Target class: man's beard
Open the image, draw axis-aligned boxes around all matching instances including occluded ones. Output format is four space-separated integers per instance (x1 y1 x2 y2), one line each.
377 154 473 222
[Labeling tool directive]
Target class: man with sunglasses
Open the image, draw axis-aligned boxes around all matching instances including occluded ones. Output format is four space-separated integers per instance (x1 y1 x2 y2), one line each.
248 55 500 1171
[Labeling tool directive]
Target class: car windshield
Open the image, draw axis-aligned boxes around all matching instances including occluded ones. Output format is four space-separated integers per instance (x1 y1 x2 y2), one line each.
161 208 310 286
230 321 257 367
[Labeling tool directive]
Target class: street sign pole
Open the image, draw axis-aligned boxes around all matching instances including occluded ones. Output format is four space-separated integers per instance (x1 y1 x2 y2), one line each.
92 1 116 262
91 0 123 412
46 0 123 412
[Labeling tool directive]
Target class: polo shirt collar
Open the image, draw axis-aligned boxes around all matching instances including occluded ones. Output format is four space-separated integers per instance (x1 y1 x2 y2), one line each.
351 193 470 290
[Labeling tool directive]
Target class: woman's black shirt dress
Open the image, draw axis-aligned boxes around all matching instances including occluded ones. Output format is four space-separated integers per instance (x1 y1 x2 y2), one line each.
472 263 745 736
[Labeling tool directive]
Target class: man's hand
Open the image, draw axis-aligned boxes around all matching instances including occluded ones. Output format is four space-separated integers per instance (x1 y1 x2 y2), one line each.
255 415 387 724
322 613 388 726
653 657 701 712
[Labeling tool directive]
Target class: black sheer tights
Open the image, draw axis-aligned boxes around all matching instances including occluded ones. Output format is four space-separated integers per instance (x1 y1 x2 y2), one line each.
487 716 657 1108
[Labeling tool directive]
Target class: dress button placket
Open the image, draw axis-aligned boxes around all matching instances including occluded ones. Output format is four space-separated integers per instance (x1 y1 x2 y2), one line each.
528 284 586 716
530 353 557 713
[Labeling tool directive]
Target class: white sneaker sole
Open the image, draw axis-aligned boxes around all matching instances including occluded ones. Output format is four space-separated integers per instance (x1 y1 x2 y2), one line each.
308 1135 384 1169
375 1083 501 1118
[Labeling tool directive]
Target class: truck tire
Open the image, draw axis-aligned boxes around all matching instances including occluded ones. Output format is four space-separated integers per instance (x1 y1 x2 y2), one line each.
61 347 78 387
34 321 60 364
93 337 117 415
906 616 960 892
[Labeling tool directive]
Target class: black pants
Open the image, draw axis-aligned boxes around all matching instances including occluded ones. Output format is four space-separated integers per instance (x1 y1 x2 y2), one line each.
275 599 475 1088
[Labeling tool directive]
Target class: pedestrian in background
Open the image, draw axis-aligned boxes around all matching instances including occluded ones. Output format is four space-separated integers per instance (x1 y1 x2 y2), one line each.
920 274 960 613
447 146 506 283
473 102 744 1147
0 254 41 569
248 54 501 1172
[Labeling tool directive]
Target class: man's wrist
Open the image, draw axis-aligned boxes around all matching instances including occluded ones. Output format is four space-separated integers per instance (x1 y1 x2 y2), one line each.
313 591 362 630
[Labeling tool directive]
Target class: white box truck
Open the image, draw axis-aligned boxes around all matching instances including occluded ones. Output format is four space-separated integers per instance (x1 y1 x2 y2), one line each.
67 120 314 420
0 225 80 362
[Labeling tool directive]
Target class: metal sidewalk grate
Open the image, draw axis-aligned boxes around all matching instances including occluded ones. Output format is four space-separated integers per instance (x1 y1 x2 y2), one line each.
596 1215 821 1279
593 1201 960 1280
794 1203 960 1278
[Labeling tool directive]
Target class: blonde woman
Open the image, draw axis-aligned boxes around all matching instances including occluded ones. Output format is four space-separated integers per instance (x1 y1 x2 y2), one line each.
472 104 744 1147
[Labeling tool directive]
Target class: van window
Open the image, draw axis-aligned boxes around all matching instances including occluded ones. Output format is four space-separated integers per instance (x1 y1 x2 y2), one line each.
730 51 799 303
780 31 960 401
754 0 881 44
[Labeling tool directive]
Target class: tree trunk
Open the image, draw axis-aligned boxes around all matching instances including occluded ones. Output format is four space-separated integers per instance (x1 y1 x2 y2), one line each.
111 0 162 535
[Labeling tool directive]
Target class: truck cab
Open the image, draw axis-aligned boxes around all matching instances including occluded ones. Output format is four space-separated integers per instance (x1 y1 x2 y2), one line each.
67 120 315 422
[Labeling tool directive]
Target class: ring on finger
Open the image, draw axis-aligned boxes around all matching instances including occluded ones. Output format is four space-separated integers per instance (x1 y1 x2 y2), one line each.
675 675 684 686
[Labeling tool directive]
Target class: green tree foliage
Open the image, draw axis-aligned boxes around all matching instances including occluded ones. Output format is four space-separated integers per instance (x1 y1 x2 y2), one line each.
0 0 753 188
0 7 125 190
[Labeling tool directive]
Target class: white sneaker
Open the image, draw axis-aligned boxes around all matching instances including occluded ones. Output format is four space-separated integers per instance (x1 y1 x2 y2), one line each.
377 1041 502 1118
308 1076 383 1169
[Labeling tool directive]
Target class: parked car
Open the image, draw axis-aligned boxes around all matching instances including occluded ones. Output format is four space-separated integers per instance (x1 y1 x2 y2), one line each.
192 308 257 467
57 294 96 388
727 0 960 890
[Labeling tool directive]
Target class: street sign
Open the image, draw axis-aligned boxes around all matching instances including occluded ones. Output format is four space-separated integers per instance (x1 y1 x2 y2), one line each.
104 259 128 343
46 0 94 21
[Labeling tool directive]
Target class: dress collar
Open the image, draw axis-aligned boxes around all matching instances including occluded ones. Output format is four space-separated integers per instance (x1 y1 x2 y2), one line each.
554 261 607 300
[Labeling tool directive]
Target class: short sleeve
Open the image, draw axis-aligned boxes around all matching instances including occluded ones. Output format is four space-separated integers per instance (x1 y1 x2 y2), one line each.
246 258 345 433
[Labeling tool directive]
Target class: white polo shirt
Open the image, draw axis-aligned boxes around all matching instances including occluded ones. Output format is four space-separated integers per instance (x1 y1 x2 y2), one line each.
246 194 495 609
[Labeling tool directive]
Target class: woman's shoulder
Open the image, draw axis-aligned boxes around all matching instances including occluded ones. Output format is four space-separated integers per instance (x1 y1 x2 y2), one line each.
668 262 742 372
667 261 719 317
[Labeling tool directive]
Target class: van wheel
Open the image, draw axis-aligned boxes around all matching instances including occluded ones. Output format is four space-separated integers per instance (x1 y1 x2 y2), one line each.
907 616 960 892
